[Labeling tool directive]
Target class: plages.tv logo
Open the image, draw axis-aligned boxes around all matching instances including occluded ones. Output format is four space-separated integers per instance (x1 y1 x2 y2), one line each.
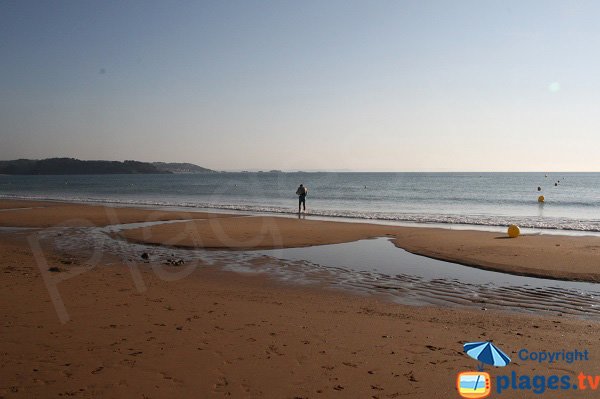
457 371 491 398
457 341 511 398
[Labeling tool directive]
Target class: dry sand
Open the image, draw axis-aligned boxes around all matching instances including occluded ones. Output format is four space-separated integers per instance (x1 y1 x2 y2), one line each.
1 230 599 399
2 200 600 398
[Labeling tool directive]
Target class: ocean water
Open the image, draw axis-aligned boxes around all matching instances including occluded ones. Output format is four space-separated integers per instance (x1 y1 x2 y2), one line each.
1 172 599 232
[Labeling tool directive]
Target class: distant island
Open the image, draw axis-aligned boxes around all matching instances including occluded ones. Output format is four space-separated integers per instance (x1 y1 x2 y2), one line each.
0 158 216 175
152 162 215 174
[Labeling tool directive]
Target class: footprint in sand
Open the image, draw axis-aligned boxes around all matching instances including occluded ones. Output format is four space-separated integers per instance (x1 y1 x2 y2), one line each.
212 376 230 394
404 371 418 382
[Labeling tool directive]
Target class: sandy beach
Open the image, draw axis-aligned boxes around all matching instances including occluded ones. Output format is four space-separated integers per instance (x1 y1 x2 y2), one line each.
6 2 600 397
2 199 600 398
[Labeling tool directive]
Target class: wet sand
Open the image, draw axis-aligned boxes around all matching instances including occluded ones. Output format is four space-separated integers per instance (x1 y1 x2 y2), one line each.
1 230 599 399
0 200 233 228
119 214 600 282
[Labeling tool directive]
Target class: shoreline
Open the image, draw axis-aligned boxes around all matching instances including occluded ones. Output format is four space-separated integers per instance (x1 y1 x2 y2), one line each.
2 199 600 282
2 195 600 237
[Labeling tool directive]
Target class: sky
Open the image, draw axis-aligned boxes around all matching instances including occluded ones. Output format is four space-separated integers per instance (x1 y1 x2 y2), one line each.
1 0 600 172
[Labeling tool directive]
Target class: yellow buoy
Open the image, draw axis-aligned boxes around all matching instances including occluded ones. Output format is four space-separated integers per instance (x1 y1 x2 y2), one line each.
538 195 545 203
507 224 520 238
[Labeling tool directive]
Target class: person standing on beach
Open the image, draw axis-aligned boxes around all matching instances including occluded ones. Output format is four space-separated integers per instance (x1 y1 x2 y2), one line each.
296 184 308 213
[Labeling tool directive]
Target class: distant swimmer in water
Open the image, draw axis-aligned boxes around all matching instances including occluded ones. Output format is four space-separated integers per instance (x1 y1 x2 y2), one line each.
296 184 308 213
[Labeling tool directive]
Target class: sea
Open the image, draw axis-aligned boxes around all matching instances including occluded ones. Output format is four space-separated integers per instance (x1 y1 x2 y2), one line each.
1 172 599 233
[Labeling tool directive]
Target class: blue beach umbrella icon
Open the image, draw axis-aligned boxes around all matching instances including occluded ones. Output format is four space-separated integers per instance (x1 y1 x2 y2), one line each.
464 341 511 370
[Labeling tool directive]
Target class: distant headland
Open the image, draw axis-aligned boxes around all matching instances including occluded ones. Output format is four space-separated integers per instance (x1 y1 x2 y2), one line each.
0 158 216 175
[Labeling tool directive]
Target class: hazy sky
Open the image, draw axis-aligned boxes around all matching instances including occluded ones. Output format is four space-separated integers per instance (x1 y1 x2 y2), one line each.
1 1 599 171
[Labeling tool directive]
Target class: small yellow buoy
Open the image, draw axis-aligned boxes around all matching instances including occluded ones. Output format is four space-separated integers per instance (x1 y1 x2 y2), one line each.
538 195 545 203
507 224 520 238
